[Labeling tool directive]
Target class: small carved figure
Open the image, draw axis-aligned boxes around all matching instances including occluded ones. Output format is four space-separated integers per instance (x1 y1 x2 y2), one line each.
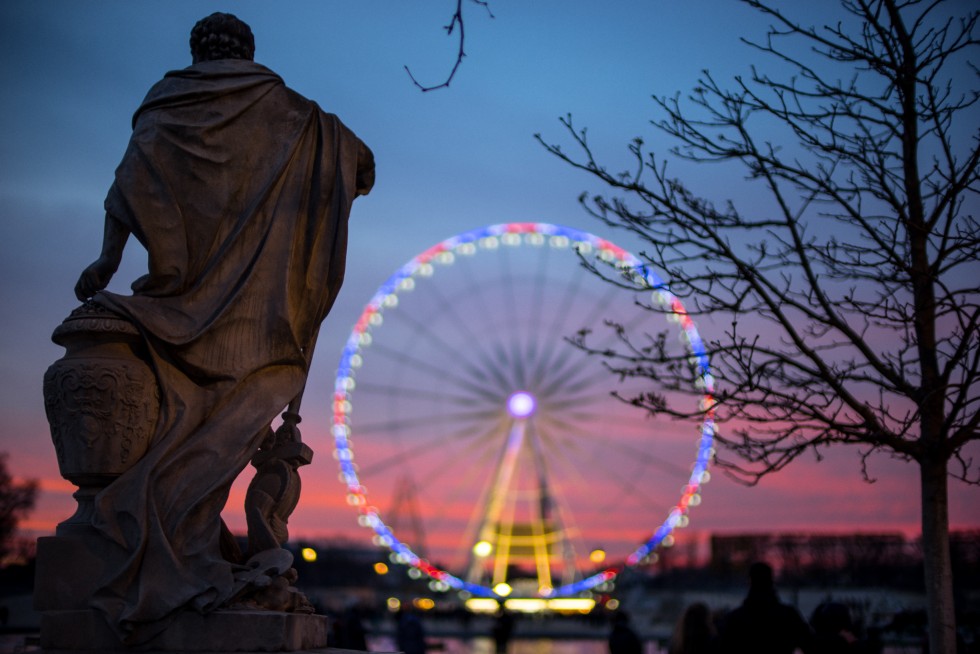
244 414 311 557
64 12 374 644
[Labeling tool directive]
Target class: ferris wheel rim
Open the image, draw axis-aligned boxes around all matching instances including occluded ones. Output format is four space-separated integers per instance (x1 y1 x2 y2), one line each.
332 221 716 599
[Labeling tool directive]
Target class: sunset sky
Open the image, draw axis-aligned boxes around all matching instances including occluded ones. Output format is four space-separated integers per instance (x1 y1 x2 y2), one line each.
1 0 976 568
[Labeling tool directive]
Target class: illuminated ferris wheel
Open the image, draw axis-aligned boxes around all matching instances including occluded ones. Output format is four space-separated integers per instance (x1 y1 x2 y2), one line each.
332 223 715 609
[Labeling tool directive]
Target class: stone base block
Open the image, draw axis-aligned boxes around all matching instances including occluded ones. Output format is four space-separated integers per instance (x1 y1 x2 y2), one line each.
35 534 126 611
40 608 329 652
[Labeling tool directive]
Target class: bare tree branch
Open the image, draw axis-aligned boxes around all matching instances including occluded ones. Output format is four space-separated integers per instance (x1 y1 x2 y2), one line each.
405 0 494 92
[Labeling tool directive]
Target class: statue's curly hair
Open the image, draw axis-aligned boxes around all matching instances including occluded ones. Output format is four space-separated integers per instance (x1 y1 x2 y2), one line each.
190 13 255 63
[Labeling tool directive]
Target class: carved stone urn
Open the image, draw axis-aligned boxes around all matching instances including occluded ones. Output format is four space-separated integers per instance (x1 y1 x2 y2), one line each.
43 302 159 534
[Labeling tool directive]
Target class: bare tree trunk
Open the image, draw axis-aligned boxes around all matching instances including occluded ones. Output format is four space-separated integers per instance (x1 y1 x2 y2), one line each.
920 455 955 653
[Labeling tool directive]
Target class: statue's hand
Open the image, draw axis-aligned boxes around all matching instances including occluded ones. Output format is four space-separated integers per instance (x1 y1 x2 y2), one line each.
74 257 116 301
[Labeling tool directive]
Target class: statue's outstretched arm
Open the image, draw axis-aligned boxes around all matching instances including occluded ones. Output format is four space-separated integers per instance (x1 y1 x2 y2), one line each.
74 212 130 301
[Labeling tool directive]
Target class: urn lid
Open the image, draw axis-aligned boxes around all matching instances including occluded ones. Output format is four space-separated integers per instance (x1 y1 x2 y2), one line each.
51 302 140 346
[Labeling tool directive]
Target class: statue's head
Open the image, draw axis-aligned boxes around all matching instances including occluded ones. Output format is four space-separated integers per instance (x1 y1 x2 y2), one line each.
190 13 255 64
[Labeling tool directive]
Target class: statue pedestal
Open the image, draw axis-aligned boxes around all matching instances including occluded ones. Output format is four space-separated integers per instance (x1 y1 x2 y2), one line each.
34 534 127 612
34 535 330 652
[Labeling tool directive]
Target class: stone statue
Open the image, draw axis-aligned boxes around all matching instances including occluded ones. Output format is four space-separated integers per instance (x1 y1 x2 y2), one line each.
42 12 374 647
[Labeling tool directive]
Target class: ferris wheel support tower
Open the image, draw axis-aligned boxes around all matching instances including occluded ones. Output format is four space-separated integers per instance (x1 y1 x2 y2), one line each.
464 392 579 595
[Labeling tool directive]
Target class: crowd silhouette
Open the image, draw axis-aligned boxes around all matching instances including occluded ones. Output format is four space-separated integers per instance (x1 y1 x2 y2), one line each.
327 561 891 654
607 562 886 654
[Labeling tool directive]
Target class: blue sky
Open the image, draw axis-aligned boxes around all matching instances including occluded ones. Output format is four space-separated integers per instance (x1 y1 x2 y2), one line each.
2 1 976 548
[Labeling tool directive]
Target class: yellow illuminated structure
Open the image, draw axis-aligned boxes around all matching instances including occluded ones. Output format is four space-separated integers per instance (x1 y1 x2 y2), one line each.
464 597 596 614
463 392 582 599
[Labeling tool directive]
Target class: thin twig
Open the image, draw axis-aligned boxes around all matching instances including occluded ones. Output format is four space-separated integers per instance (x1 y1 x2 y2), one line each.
405 0 494 92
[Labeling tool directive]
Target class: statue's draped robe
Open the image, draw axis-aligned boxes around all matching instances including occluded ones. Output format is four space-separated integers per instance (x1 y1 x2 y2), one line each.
89 59 374 643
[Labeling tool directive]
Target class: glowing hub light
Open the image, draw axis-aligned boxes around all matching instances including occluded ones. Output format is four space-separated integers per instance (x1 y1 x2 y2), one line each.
589 549 606 564
473 540 493 557
300 547 317 562
374 562 389 575
507 391 536 418
493 582 513 597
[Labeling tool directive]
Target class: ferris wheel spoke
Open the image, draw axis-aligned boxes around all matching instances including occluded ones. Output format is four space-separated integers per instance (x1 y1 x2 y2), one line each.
527 428 587 556
408 431 500 500
502 243 540 369
548 438 662 515
356 380 489 407
541 392 610 412
488 340 522 389
533 335 614 400
539 427 665 524
354 406 501 440
543 366 620 401
590 431 693 478
534 412 599 440
531 259 629 385
358 417 506 478
367 340 504 402
416 427 507 545
528 244 551 351
498 244 519 341
511 250 550 377
379 302 514 392
412 274 525 393
534 288 651 394
528 437 595 528
539 346 608 399
509 337 529 390
457 246 530 390
525 260 591 389
538 340 636 401
537 413 692 480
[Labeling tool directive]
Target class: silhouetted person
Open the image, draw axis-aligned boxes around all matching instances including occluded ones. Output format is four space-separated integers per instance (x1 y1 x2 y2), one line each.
670 602 719 654
608 610 643 654
493 607 516 654
396 606 427 654
718 562 813 654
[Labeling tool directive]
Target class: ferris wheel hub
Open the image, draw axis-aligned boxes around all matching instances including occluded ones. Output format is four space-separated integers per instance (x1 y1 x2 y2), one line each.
507 391 537 418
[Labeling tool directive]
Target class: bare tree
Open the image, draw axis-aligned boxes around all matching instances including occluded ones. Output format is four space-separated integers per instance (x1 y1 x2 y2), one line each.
0 452 38 563
536 1 978 651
